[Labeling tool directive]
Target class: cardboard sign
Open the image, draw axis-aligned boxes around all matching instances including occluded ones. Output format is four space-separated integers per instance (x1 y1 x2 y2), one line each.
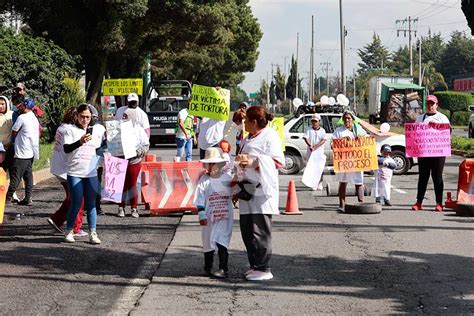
188 84 230 121
102 154 128 203
405 122 451 157
102 78 143 96
105 120 137 159
243 117 285 151
332 136 378 172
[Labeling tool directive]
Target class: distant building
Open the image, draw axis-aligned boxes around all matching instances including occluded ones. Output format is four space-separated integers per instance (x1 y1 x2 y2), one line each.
452 72 474 94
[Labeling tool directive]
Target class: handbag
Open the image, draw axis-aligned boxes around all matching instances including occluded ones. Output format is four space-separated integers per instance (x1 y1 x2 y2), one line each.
234 180 260 201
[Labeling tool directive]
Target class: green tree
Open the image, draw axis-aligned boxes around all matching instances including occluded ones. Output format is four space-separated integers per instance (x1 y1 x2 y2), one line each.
390 45 410 75
421 31 445 66
439 31 474 83
269 80 276 104
462 0 474 35
357 33 391 75
286 55 297 99
274 66 285 101
256 79 268 105
229 85 248 110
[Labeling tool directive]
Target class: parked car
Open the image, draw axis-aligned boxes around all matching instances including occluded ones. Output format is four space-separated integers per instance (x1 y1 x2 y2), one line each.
469 105 474 138
282 113 415 175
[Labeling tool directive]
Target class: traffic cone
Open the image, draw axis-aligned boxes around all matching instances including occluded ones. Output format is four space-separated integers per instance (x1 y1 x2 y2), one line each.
283 180 303 215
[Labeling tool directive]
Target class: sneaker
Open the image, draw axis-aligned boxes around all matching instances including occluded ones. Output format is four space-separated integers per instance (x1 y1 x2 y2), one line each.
411 202 423 211
317 182 323 191
384 200 392 207
97 208 105 215
212 269 228 279
89 232 101 244
337 206 345 212
64 231 75 243
243 269 254 277
47 218 64 234
74 230 88 237
131 208 139 218
17 198 32 206
434 204 443 212
117 207 125 218
246 270 273 281
12 192 20 203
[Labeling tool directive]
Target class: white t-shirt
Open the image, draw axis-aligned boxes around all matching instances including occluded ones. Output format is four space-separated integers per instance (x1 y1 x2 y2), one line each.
64 125 102 178
50 123 70 180
12 111 39 159
176 108 193 139
115 106 150 135
304 126 326 146
415 112 450 124
197 118 225 150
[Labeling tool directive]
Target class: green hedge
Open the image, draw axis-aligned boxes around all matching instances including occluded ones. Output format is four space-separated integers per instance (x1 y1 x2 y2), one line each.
452 136 474 154
434 91 474 118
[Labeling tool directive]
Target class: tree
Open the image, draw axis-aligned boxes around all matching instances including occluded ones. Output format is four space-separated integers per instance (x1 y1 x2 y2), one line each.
274 67 285 101
357 33 391 75
285 55 297 100
439 31 474 84
462 0 474 35
422 61 448 92
269 80 276 104
229 85 248 110
390 45 410 75
256 79 269 105
421 31 445 66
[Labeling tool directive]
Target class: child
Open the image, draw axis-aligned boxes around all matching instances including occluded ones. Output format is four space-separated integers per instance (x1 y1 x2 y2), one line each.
218 139 234 176
194 147 233 279
375 144 397 206
303 113 326 190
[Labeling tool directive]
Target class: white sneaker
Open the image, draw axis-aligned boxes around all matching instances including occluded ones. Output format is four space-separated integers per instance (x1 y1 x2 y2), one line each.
12 192 20 203
131 208 139 218
89 232 101 244
243 269 254 277
245 270 273 281
64 231 75 243
117 207 125 218
73 230 88 237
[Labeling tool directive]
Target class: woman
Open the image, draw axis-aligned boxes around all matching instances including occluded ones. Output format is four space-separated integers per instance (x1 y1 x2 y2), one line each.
47 107 85 235
117 108 150 218
235 106 285 281
332 110 367 211
63 103 102 244
0 96 13 171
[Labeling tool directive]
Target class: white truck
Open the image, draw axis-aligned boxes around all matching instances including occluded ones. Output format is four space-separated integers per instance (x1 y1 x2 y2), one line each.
368 76 424 124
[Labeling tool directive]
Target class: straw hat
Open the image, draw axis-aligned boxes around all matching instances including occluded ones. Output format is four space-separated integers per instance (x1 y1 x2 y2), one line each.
310 113 321 121
200 147 227 163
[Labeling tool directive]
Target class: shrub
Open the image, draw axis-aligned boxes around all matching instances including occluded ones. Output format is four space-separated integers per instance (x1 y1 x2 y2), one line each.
434 91 474 120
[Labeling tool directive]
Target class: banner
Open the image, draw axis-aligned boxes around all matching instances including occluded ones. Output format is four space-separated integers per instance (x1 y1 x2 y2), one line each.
405 122 451 157
105 120 137 159
188 84 230 120
332 136 378 173
102 78 143 96
242 116 285 151
102 154 129 203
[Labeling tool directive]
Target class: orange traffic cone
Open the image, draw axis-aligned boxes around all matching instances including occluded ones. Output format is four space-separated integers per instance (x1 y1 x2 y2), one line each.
283 180 303 215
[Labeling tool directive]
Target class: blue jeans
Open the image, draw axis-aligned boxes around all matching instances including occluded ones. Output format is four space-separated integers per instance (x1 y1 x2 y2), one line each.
66 175 99 231
176 137 193 161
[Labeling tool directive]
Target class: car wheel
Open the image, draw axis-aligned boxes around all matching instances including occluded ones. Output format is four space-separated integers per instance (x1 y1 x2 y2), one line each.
391 149 410 175
280 151 302 175
470 124 474 138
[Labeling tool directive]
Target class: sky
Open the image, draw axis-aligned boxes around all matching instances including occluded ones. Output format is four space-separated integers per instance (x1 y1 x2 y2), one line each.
241 0 471 94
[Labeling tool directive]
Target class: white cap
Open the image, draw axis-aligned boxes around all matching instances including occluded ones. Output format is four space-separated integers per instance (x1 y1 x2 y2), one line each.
127 93 139 102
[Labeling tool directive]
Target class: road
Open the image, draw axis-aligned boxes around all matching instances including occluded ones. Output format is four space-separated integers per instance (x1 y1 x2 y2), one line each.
0 129 472 314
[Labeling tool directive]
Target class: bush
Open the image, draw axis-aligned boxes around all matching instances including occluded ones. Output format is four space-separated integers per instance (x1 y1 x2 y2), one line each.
452 111 470 126
434 91 474 120
451 136 474 154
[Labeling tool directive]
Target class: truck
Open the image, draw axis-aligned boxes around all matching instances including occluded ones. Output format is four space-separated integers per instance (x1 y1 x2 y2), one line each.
368 76 426 124
140 80 194 145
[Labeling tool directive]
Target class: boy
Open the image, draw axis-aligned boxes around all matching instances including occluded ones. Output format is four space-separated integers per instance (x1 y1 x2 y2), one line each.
303 113 326 190
375 144 397 206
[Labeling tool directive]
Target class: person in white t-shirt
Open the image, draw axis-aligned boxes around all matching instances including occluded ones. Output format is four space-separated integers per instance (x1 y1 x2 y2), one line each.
114 93 150 138
411 94 451 212
63 104 102 245
5 97 39 206
197 117 226 159
175 107 194 161
303 113 327 190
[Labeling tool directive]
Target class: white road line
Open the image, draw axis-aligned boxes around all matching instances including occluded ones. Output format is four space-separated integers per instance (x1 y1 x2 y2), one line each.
391 185 407 194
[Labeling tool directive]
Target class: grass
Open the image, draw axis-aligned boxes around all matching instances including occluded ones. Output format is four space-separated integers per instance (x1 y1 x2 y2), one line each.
33 142 54 172
451 136 474 155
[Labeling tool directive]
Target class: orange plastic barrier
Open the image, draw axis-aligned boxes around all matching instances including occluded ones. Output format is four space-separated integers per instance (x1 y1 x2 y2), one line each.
0 169 6 224
140 154 205 215
445 158 474 209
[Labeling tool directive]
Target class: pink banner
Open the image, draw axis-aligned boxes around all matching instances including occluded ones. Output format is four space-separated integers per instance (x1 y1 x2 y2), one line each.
405 122 451 157
102 154 129 203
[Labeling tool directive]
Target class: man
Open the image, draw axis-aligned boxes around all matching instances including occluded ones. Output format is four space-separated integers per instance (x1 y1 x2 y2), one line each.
6 97 40 205
115 93 150 138
411 95 450 212
197 117 226 159
175 104 195 161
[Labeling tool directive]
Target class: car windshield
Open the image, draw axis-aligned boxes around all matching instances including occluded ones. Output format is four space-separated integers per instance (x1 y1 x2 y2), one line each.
147 98 189 112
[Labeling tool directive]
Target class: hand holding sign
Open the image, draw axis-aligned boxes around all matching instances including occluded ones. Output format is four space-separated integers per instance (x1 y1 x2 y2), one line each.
102 154 129 203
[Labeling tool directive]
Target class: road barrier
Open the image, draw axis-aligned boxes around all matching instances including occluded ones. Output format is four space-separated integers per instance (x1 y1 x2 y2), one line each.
140 154 205 215
445 158 474 215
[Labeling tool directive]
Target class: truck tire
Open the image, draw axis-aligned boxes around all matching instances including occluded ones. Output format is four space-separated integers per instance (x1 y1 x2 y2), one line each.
344 202 382 214
369 115 375 124
280 151 302 175
455 202 474 217
391 150 410 175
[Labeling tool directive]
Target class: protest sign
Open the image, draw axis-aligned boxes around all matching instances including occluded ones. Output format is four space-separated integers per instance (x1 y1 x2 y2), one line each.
102 154 128 203
405 122 451 157
102 78 143 96
188 84 230 120
332 136 378 172
105 120 137 159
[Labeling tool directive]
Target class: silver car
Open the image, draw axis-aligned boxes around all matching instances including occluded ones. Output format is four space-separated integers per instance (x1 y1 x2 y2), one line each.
282 113 415 175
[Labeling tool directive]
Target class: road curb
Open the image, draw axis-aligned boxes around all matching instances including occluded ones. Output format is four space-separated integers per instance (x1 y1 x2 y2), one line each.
33 167 54 184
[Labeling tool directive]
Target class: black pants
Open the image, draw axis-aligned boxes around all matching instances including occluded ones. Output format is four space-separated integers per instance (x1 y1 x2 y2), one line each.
7 157 34 200
240 214 272 272
417 157 446 204
204 243 229 272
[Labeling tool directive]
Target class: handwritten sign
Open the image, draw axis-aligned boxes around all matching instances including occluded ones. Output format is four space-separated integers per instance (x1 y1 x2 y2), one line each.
332 136 378 172
188 84 230 121
102 78 143 96
405 122 451 157
243 116 285 151
102 154 128 203
105 120 137 159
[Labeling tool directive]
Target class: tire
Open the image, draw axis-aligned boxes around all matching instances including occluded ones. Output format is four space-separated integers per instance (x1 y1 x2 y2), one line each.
391 149 411 175
455 202 474 217
280 151 302 175
344 202 382 214
469 124 474 138
369 115 375 124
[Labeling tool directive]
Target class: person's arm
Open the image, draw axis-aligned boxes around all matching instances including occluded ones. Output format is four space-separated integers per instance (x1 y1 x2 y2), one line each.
178 119 188 138
63 140 82 153
11 130 18 138
303 137 312 148
313 138 326 150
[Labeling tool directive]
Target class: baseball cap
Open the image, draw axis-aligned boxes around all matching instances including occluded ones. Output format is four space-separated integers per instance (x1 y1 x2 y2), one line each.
381 144 392 152
14 82 26 90
310 113 321 121
426 95 438 104
127 93 139 102
23 98 35 109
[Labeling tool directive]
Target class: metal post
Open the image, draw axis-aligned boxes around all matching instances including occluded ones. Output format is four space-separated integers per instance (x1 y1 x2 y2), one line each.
310 15 315 102
296 33 299 99
418 38 422 86
339 0 346 95
409 16 413 76
353 69 357 113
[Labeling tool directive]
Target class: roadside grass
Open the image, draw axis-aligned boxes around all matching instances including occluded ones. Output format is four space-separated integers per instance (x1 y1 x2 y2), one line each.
33 142 54 171
451 136 474 155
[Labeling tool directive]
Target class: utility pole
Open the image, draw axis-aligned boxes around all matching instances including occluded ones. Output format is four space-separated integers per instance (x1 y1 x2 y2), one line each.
296 33 299 99
353 69 357 113
396 16 418 77
284 56 288 101
320 62 332 94
418 38 422 86
339 0 347 95
310 15 315 102
266 72 270 107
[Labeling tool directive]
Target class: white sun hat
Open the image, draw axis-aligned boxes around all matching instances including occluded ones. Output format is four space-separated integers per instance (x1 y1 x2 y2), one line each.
200 147 227 163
